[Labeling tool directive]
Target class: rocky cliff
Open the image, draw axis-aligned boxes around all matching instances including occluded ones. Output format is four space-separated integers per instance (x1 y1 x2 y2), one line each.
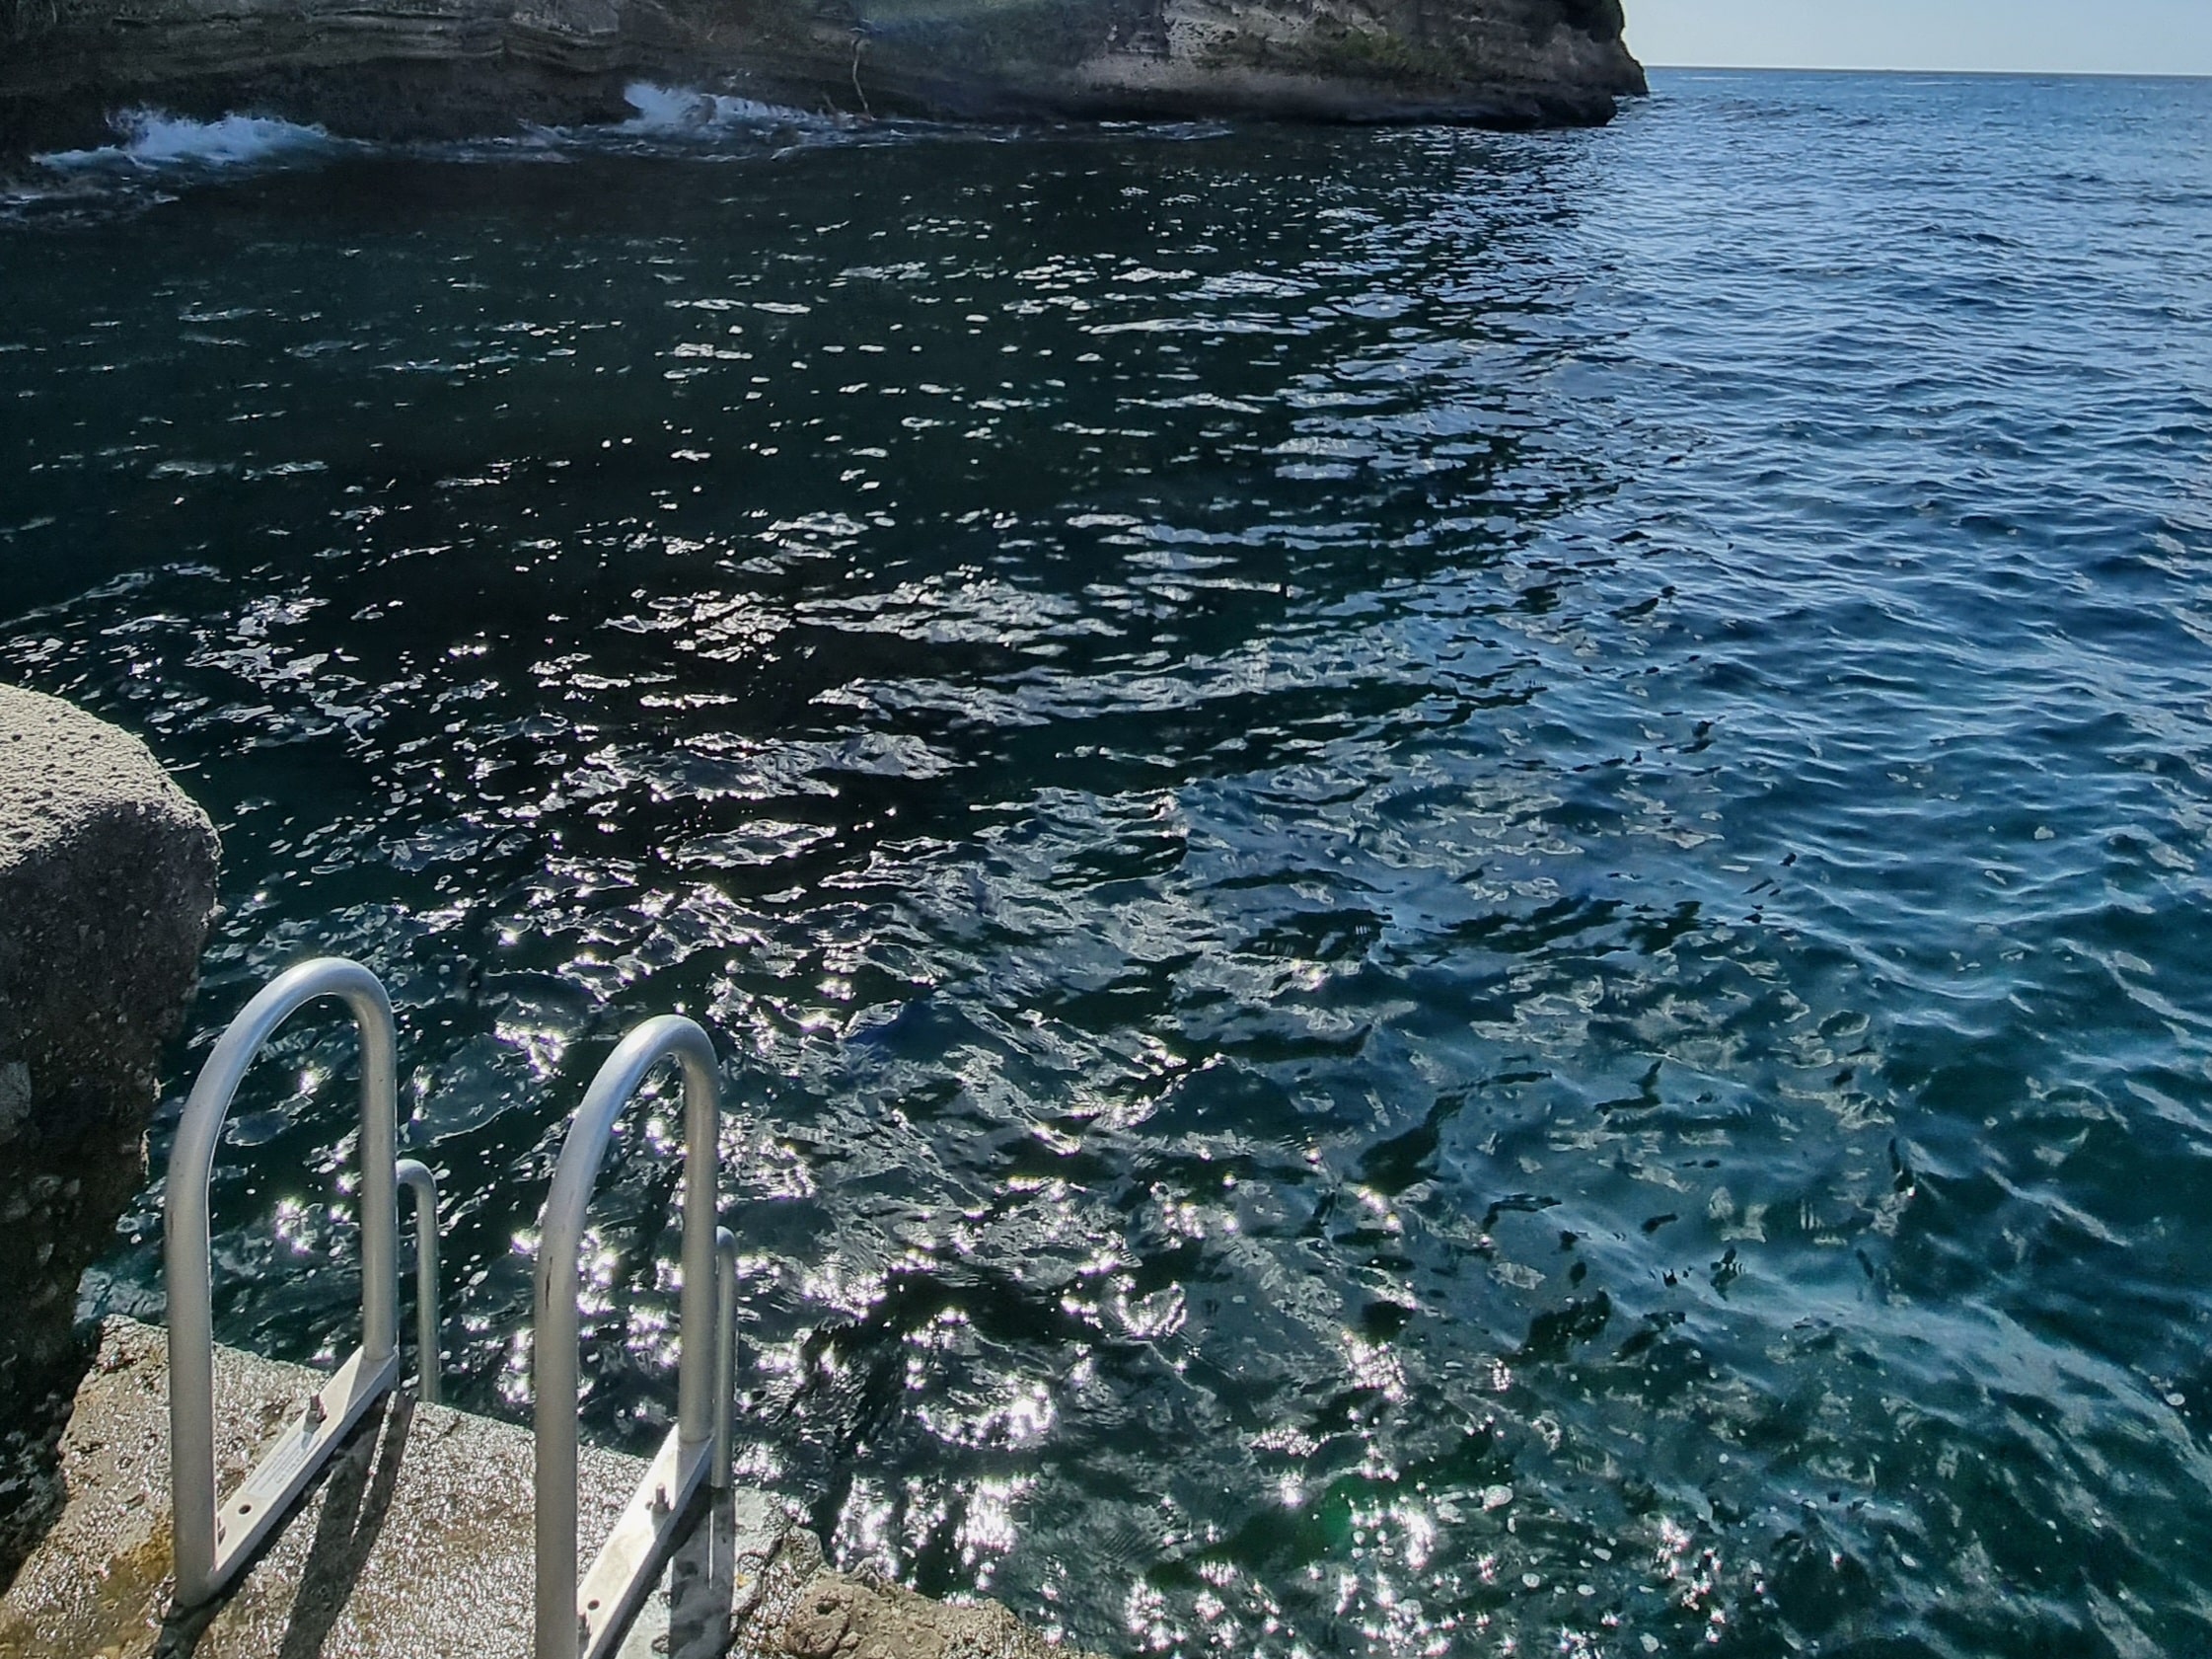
1 0 1643 156
0 687 219 1588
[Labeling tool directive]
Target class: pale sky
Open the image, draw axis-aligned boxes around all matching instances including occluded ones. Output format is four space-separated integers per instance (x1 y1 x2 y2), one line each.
1627 0 2212 77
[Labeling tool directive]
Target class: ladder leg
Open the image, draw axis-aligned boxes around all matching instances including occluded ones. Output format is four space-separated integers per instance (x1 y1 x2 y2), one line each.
397 1158 442 1406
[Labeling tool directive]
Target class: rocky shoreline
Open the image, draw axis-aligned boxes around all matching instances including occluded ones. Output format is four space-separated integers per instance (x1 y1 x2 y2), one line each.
1 0 1644 160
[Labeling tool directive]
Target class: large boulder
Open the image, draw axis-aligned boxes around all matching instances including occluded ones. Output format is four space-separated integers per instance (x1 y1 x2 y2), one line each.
0 685 219 1585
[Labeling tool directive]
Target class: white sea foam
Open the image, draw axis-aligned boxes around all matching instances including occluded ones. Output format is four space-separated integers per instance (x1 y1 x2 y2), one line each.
37 109 337 171
618 83 814 135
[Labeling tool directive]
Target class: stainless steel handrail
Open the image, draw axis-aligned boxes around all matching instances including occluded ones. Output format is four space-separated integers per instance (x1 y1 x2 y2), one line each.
165 956 441 1608
397 1158 442 1406
712 1226 738 1491
533 1016 728 1659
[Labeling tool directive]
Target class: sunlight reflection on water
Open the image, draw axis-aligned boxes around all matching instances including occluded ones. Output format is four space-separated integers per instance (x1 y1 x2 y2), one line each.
5 66 2212 1659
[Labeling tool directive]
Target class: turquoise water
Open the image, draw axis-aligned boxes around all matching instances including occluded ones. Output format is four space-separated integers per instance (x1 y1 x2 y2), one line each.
5 67 2212 1657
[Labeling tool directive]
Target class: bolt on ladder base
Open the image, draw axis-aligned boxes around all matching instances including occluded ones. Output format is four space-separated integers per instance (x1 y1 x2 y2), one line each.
204 1345 400 1595
575 1430 715 1659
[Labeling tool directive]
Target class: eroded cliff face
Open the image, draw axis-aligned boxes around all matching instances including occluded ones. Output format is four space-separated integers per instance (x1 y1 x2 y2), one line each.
0 0 1642 154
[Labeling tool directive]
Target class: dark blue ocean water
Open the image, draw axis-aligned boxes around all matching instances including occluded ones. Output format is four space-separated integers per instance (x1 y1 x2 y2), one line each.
5 66 2212 1658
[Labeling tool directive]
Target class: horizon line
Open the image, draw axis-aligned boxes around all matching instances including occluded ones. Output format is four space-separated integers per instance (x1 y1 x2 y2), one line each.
1638 61 2212 82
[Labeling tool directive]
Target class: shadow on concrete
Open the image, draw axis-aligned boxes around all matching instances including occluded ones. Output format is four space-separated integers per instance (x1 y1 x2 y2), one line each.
278 1393 413 1659
148 1392 412 1659
663 1490 742 1659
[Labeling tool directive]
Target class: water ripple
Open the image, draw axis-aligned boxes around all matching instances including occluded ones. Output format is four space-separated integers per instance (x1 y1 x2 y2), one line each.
4 66 2212 1659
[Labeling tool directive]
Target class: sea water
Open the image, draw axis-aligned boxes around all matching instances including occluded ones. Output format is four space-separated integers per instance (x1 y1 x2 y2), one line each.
3 68 2211 1657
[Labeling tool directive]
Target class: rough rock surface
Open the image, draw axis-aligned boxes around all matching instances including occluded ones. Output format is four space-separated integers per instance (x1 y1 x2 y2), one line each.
0 1320 1100 1659
0 0 1644 158
765 1574 1079 1659
0 685 220 1587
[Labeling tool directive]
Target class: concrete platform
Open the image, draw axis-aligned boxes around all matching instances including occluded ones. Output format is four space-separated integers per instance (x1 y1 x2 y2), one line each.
0 1320 1092 1659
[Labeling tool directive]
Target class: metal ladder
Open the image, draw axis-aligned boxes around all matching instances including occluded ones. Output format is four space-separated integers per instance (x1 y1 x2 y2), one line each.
165 964 739 1659
531 1014 740 1659
165 956 443 1609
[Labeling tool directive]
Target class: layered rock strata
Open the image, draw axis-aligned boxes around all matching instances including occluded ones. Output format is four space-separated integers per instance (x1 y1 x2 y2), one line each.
0 686 220 1587
0 0 1644 157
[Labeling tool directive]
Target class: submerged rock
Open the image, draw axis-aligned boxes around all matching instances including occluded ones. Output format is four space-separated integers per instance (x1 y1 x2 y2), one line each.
0 0 1643 158
0 686 219 1588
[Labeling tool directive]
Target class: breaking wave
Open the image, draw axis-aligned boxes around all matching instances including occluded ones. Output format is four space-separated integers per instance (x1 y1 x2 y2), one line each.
37 109 341 171
616 82 819 135
5 87 853 221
